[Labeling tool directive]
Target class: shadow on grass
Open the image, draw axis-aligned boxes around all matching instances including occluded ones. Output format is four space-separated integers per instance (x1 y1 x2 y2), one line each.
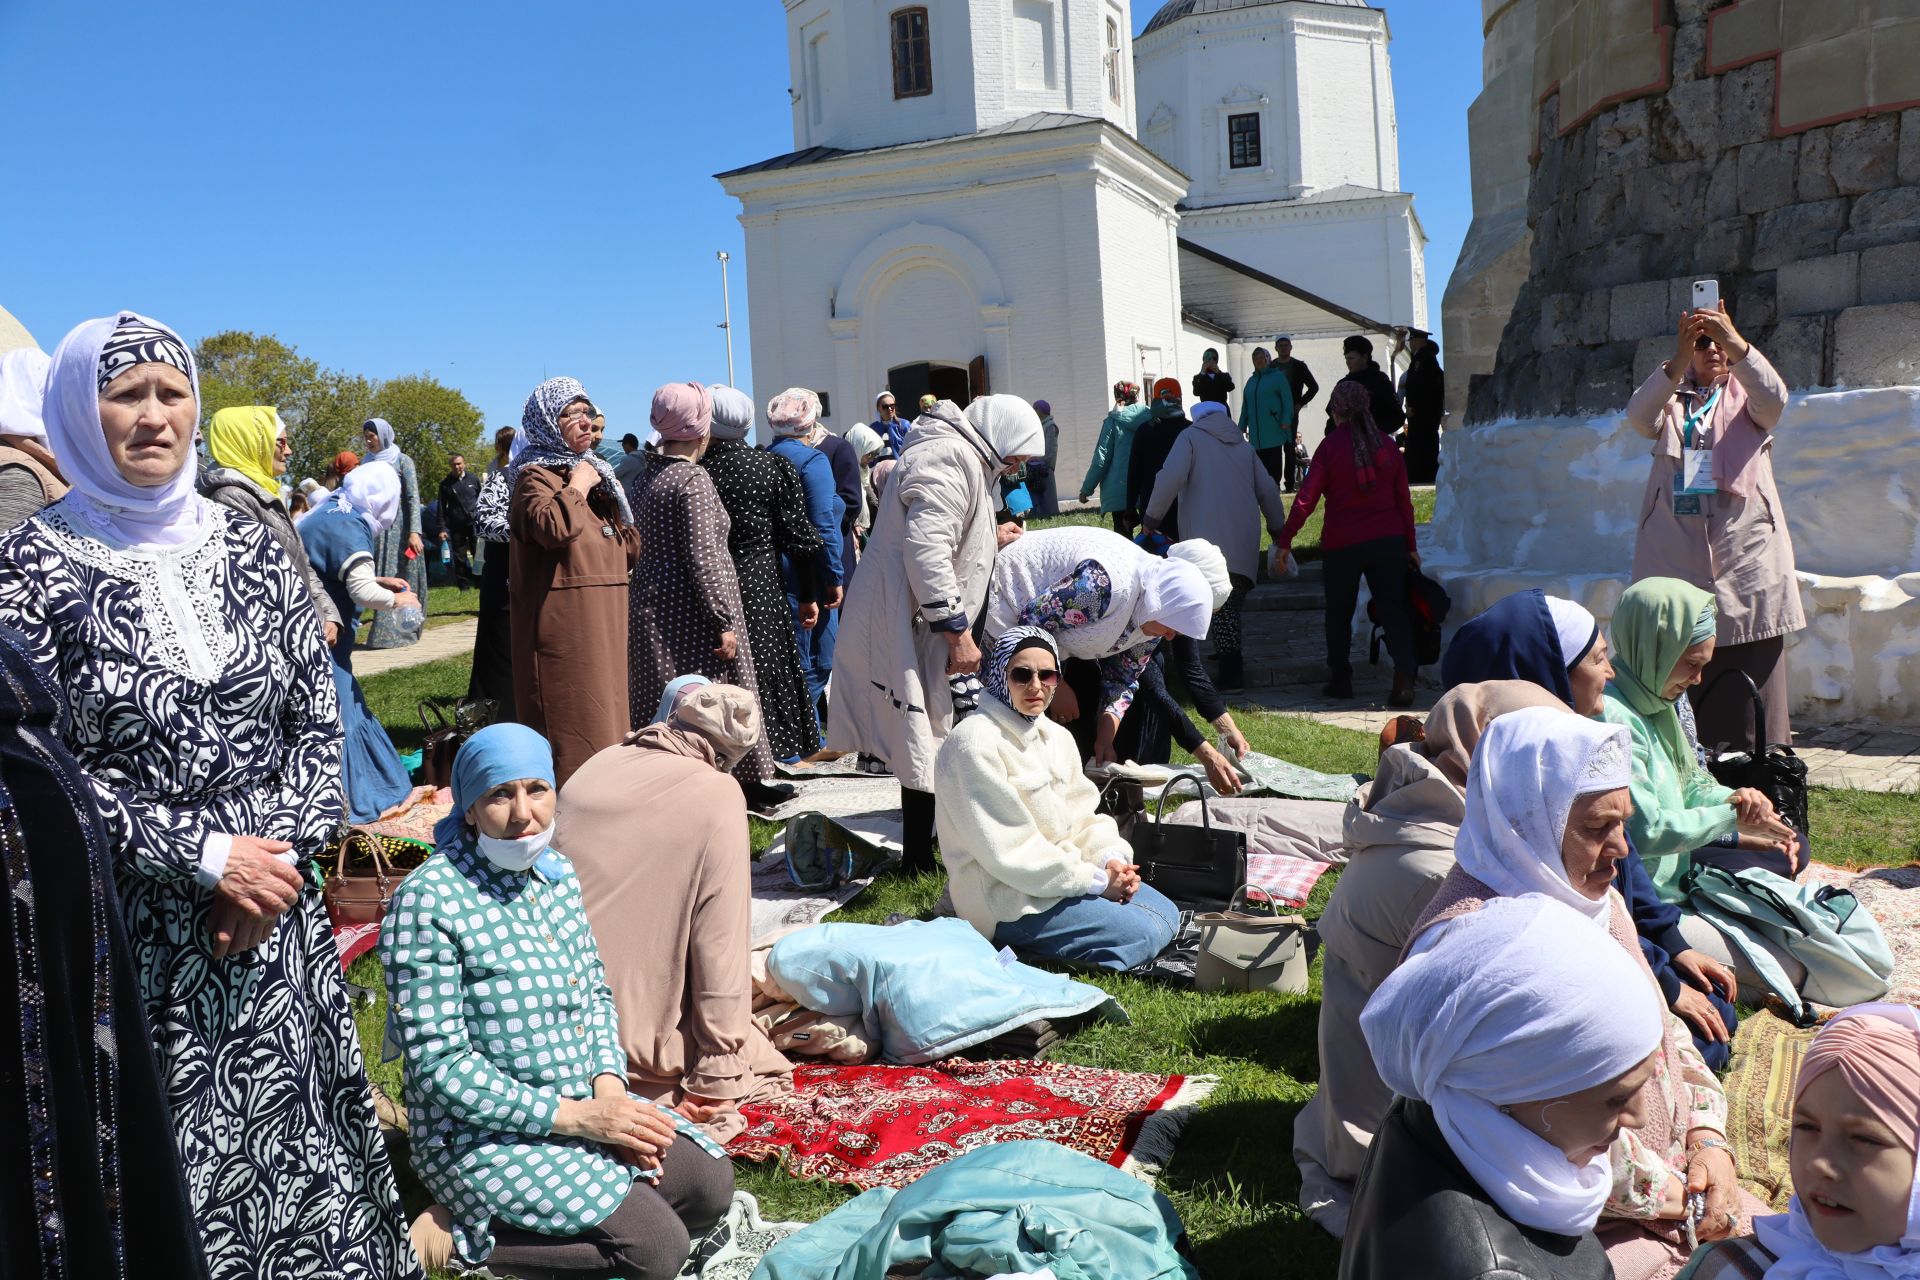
1157 1096 1344 1280
1189 996 1323 1082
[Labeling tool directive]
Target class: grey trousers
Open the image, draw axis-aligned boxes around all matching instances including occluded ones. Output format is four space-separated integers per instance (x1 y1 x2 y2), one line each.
1676 909 1808 1006
484 1138 735 1280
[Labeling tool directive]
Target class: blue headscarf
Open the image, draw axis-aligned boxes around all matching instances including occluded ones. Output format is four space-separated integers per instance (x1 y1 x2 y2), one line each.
1440 589 1575 706
654 673 713 725
433 723 557 847
984 626 1060 721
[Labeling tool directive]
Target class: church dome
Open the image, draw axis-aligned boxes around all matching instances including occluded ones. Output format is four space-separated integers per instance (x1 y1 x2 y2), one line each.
1142 0 1371 36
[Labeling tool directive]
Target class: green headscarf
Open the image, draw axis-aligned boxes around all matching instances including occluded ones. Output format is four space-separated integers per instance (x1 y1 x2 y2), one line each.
1607 577 1716 777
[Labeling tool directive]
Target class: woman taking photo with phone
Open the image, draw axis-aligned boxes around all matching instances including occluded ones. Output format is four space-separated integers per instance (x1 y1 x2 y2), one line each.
1626 299 1800 752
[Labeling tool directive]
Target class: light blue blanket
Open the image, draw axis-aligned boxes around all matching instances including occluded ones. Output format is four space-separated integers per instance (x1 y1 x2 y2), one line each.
752 1139 1199 1280
766 918 1121 1065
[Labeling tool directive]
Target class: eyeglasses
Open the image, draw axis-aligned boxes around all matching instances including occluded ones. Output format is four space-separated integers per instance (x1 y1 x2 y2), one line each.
559 406 595 423
1007 665 1061 686
1694 336 1715 351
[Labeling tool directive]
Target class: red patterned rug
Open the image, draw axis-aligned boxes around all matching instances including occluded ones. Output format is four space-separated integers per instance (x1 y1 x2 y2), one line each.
726 1058 1215 1190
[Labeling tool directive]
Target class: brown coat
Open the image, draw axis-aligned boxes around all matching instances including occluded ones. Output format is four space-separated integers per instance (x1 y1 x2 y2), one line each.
509 465 640 787
555 724 792 1142
1626 348 1804 646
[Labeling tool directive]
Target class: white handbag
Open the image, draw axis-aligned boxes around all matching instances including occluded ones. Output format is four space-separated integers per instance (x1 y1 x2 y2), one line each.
1194 889 1310 995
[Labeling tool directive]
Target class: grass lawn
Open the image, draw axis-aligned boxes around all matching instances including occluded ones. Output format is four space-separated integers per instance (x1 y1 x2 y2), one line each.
356 649 1914 1279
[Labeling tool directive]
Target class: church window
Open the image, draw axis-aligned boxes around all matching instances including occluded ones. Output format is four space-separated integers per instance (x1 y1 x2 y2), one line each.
1228 112 1262 169
891 8 932 99
1106 16 1123 104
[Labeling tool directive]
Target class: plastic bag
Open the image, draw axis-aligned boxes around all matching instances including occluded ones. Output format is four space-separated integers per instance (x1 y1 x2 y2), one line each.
1269 544 1298 579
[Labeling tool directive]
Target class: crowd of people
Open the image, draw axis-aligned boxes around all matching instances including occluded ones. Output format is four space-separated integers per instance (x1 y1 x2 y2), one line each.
0 295 1905 1280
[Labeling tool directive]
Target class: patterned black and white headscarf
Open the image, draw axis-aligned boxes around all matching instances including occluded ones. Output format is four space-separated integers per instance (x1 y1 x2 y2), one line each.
96 317 193 391
983 625 1060 722
501 376 632 531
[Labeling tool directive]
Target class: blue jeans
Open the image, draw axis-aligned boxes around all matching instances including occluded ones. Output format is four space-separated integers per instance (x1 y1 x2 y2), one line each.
992 882 1181 971
790 594 837 712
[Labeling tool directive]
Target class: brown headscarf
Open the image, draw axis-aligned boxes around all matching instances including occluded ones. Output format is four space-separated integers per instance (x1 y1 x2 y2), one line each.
1419 679 1572 788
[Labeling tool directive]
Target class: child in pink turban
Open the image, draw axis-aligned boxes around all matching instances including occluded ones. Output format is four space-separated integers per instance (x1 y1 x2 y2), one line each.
1735 1004 1920 1278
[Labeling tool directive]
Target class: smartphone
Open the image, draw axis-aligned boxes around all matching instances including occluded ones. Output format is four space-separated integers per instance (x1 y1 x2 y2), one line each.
1692 279 1720 314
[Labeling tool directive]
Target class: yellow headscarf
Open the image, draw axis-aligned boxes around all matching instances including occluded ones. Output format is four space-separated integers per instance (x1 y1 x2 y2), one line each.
205 406 284 497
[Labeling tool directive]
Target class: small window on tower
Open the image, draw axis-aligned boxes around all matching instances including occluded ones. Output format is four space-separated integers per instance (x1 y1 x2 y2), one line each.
1106 16 1123 104
1228 112 1262 169
891 8 933 99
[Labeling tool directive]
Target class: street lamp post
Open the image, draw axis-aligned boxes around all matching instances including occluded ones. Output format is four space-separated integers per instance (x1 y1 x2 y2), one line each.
716 251 736 387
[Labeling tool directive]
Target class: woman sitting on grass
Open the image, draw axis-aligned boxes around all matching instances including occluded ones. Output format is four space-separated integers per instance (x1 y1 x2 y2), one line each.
1344 895 1666 1280
385 723 734 1279
1676 1003 1920 1279
1601 577 1804 1003
934 626 1179 972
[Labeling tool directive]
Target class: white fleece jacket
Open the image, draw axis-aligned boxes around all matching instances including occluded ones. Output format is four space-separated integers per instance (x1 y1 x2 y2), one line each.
933 695 1134 937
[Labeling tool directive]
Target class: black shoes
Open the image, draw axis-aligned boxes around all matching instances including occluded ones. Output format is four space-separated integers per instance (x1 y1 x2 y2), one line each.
741 779 798 812
1387 672 1418 709
1320 678 1354 700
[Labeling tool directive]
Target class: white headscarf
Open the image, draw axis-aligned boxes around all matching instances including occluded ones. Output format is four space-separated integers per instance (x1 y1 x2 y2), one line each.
1167 539 1231 611
1363 894 1665 1237
1131 557 1215 639
1756 1002 1920 1280
43 312 209 549
1545 596 1600 668
315 459 402 534
843 421 887 461
362 417 402 466
963 394 1044 465
0 347 50 442
1451 705 1631 926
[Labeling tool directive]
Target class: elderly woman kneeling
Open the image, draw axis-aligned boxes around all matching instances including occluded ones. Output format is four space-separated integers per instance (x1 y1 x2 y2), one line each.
1342 895 1666 1280
934 627 1179 970
384 724 734 1279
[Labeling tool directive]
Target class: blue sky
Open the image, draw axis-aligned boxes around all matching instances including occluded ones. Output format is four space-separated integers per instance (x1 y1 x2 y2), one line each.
0 0 1481 436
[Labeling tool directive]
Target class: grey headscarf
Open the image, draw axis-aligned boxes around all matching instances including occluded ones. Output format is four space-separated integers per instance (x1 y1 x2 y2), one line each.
709 385 755 442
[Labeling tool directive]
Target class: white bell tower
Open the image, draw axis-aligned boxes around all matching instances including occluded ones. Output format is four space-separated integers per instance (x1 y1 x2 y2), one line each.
783 0 1138 154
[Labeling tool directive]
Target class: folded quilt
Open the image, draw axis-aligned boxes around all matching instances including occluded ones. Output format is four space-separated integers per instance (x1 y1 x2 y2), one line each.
766 918 1121 1064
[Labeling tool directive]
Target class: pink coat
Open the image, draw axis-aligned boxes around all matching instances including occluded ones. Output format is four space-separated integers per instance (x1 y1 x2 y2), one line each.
1626 348 1804 646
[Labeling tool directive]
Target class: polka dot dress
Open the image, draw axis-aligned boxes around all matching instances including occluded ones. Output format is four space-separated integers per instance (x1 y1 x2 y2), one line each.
701 440 824 761
379 840 724 1264
625 453 774 783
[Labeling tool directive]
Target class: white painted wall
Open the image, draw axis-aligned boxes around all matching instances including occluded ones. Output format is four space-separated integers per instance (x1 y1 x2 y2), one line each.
1179 193 1428 330
1424 389 1920 724
725 125 1186 493
783 0 1133 156
1133 0 1394 206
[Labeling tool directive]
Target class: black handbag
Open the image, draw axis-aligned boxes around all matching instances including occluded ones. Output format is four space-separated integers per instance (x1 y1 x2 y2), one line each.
1126 774 1247 914
1698 669 1810 835
418 697 499 789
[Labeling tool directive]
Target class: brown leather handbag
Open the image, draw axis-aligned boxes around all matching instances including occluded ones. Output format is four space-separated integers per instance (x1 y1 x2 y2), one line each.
323 828 404 929
419 697 498 789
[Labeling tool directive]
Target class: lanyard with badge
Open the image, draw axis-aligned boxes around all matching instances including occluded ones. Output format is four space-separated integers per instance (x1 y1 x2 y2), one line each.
1672 386 1721 516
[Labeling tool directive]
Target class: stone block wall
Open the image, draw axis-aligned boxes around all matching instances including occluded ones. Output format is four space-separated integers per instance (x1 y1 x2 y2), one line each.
1467 5 1920 424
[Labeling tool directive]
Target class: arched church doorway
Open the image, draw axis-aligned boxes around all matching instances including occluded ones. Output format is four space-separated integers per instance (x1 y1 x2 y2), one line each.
886 359 982 411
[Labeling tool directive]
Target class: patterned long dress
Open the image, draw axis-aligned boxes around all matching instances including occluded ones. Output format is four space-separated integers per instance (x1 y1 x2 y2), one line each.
625 453 773 783
0 502 423 1280
366 450 426 649
700 439 824 761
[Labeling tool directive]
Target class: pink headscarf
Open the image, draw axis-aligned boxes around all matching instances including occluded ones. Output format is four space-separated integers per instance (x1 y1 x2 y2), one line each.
651 382 713 441
1798 1007 1920 1153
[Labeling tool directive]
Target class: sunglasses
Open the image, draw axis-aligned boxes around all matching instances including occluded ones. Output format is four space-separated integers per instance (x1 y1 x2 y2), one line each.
1694 336 1715 351
1007 665 1061 686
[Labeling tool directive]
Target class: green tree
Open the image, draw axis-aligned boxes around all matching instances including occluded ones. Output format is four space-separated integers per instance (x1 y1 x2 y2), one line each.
367 374 486 490
192 331 484 491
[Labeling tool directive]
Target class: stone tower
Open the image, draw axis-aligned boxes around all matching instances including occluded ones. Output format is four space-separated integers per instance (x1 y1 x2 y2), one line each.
1432 0 1920 726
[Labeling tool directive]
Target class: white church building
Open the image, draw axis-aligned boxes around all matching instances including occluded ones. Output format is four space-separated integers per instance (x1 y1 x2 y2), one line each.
717 0 1426 481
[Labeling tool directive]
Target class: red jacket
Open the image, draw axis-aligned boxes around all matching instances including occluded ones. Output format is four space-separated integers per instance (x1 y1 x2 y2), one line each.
1278 425 1416 554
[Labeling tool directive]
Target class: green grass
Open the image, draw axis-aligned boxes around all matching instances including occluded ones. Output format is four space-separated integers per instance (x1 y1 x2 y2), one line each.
358 650 1916 1279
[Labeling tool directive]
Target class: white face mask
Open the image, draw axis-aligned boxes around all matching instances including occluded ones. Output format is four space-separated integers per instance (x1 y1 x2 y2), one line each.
476 821 554 873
